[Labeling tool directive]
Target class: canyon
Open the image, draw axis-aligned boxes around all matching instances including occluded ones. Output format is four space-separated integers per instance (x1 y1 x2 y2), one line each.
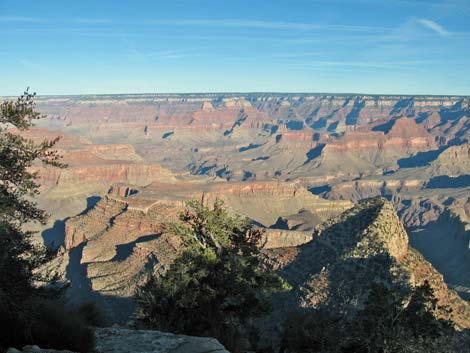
21 93 470 329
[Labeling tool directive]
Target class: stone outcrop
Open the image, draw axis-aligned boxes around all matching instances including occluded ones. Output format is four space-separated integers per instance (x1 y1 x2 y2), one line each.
262 229 313 249
94 327 229 353
315 197 409 261
6 328 229 353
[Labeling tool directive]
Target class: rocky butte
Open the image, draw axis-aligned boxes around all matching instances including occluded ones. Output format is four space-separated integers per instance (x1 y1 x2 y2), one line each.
263 198 470 329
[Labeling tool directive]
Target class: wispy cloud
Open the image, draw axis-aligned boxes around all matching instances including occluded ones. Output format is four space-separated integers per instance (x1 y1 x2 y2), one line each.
0 16 46 23
272 51 336 58
309 0 470 10
0 27 379 45
70 18 111 24
146 19 390 33
418 19 448 36
127 48 203 61
0 16 110 24
280 59 445 75
287 60 434 68
0 16 390 33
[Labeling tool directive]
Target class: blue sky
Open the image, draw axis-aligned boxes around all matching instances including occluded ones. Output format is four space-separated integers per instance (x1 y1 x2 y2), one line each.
1 0 469 95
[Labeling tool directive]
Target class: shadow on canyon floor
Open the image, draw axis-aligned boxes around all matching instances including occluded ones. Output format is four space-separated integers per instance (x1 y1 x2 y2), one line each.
409 216 470 301
397 148 444 169
304 144 325 165
41 196 101 248
42 219 68 249
308 185 331 196
427 175 470 189
41 195 136 324
112 234 160 262
65 243 136 325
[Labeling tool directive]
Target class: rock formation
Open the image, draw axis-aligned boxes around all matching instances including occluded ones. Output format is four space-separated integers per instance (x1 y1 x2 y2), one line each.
263 197 470 329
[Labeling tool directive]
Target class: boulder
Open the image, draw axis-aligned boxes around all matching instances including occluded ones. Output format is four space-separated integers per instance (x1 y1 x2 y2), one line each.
94 327 230 353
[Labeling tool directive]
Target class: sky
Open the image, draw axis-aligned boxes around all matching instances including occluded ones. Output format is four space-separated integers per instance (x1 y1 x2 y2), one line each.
1 0 469 96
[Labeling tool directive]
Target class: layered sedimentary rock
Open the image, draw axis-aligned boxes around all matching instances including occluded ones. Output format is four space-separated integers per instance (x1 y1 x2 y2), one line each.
17 128 177 235
16 128 175 198
427 143 470 176
31 97 470 220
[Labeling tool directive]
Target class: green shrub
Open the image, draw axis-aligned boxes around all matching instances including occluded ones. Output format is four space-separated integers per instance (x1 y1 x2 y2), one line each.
136 199 289 351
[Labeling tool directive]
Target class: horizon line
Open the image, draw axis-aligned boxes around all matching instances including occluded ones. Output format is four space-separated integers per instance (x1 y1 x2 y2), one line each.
6 91 469 99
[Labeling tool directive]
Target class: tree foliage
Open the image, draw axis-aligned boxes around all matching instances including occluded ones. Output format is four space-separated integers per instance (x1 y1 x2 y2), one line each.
0 91 94 352
136 199 289 350
0 91 64 301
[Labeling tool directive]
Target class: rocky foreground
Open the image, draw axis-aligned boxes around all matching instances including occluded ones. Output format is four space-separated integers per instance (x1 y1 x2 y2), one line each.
7 328 229 353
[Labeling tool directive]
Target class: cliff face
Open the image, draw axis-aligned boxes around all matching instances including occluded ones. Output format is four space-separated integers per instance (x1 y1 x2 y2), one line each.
38 163 174 189
326 118 436 152
14 128 176 198
18 128 177 228
408 209 470 300
35 94 466 181
31 96 470 226
428 143 470 176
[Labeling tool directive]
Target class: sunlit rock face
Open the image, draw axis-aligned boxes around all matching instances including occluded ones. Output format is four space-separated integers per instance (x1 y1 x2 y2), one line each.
31 94 467 192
